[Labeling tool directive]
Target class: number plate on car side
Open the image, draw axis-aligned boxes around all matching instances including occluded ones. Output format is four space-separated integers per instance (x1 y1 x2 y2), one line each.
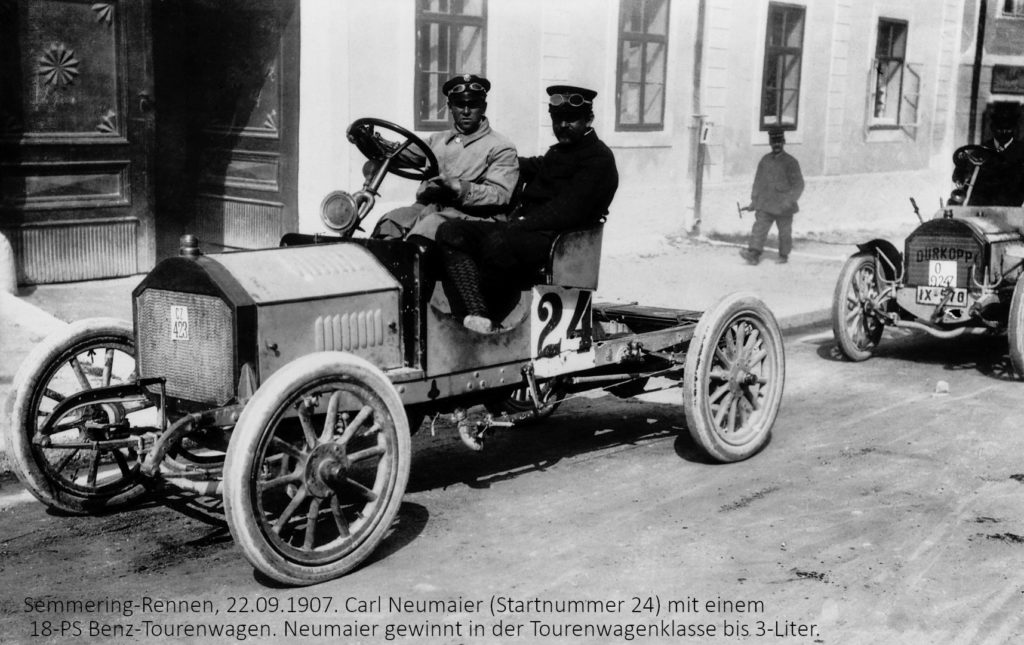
170 305 190 341
915 286 967 306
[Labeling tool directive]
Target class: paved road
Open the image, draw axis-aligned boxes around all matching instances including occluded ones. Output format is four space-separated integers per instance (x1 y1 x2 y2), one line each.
2 324 1022 644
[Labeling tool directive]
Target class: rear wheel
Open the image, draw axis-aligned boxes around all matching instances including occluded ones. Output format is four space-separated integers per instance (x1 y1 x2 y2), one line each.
832 253 886 361
683 292 785 462
6 318 150 513
223 352 410 585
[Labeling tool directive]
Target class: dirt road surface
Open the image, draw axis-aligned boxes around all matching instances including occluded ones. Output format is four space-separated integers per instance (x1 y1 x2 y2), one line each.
2 323 1023 644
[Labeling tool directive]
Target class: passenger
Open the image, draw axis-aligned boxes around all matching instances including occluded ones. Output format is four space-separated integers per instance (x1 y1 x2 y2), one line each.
435 84 619 333
956 103 1024 206
371 73 519 242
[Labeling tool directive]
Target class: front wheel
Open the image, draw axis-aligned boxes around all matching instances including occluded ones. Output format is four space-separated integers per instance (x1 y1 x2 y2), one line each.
223 352 411 586
5 318 150 513
682 292 785 462
1007 279 1024 377
832 253 886 361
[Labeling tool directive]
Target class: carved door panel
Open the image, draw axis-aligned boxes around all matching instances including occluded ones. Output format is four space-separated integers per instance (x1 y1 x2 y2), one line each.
159 0 299 252
0 0 154 284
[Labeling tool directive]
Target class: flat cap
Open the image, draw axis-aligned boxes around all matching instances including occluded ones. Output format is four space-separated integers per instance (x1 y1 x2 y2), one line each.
547 84 597 115
442 73 490 98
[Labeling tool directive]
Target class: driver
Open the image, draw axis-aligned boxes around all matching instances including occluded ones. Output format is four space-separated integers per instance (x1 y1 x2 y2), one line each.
371 74 519 242
953 103 1024 206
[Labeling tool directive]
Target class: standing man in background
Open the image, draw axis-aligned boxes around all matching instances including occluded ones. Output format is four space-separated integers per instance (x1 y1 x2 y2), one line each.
739 128 804 265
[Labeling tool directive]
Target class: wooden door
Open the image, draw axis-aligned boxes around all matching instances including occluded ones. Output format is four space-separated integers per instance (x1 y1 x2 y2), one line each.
152 0 299 255
0 0 154 284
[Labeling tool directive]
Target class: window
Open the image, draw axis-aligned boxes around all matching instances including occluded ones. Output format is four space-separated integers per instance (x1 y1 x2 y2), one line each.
760 3 805 131
1003 0 1024 17
872 20 907 125
616 0 669 131
414 0 486 130
868 19 919 133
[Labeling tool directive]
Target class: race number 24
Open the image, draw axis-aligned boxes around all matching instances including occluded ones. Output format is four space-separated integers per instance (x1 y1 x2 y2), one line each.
536 290 592 357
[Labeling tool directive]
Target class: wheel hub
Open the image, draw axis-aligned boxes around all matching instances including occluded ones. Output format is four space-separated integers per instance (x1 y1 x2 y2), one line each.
304 442 348 498
727 362 755 393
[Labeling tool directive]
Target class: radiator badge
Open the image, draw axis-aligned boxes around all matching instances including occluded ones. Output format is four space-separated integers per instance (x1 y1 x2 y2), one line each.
171 305 190 341
914 247 975 263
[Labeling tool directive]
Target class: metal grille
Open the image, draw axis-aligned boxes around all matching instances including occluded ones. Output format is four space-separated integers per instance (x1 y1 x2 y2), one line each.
193 195 283 250
314 310 385 351
905 234 982 289
135 289 235 405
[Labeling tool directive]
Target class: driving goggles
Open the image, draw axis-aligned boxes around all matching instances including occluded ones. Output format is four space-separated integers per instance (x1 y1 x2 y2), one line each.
447 82 487 95
548 93 592 107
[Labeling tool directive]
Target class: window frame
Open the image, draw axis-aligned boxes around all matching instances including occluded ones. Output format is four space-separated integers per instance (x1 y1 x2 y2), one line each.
759 2 806 132
614 0 670 132
869 18 909 129
413 1 488 131
1002 0 1024 17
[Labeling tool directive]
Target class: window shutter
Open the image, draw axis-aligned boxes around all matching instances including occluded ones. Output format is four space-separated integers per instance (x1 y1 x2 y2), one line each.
900 63 922 135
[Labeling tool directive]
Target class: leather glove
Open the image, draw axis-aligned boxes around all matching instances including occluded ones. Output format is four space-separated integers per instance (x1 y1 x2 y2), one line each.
416 174 460 204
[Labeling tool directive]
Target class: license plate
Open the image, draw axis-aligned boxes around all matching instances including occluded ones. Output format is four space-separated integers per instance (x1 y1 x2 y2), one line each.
915 286 967 306
170 305 190 341
927 260 957 287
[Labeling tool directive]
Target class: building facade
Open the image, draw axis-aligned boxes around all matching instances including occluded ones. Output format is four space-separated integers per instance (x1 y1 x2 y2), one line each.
0 0 1004 284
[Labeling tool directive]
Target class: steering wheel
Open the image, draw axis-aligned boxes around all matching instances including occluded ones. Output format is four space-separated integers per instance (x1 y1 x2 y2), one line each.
951 144 1002 207
953 144 997 169
346 118 439 181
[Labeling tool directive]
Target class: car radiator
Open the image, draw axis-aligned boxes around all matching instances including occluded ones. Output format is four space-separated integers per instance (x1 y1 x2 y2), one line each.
135 288 236 405
904 226 983 289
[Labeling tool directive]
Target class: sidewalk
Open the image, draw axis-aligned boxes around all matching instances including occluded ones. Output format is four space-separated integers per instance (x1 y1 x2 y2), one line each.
600 232 857 329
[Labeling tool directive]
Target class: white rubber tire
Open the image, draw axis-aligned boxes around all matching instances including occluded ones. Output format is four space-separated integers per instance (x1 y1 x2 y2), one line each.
6 318 146 513
223 352 410 585
683 292 785 462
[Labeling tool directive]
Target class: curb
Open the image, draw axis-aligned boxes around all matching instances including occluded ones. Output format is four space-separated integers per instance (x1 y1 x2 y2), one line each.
778 308 831 335
683 234 851 262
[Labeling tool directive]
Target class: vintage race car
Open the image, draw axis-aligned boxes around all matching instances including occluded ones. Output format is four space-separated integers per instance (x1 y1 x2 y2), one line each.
5 118 785 586
832 144 1024 373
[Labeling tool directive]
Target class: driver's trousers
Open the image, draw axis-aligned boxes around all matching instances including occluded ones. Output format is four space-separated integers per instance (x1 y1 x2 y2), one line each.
435 219 554 318
373 204 504 242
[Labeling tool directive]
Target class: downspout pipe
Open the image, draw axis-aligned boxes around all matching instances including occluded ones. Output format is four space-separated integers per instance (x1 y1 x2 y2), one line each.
690 0 707 235
969 0 987 143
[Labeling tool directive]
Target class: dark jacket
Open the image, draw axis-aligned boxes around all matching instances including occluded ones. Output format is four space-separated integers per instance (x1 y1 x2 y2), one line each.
751 150 804 216
512 129 619 232
967 138 1024 206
